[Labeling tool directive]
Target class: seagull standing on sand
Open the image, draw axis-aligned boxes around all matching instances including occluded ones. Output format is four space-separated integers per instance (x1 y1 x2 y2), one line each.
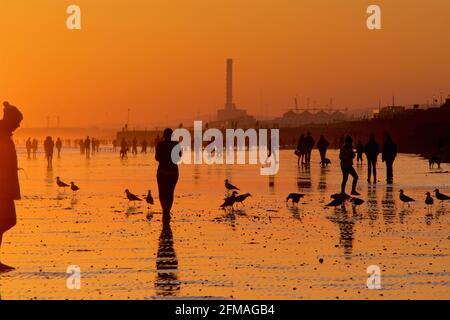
56 177 70 191
125 189 142 206
286 193 305 206
425 192 434 212
234 193 251 207
399 189 415 207
70 182 80 193
220 191 238 210
350 197 365 207
325 193 346 208
144 190 154 209
225 179 239 191
434 189 450 205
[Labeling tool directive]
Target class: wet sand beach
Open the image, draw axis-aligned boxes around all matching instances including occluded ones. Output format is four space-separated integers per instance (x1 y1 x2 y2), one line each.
0 149 449 299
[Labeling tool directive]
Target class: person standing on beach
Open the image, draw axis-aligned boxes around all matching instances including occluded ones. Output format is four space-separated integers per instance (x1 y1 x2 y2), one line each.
55 137 62 158
43 136 55 169
296 134 306 167
31 138 38 158
155 128 181 220
356 140 364 164
317 135 330 167
0 101 23 272
339 135 360 196
382 134 397 184
84 136 91 159
304 132 315 165
26 138 32 159
364 134 379 183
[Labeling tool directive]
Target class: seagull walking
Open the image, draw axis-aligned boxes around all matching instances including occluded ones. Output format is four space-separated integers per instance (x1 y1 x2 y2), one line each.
350 197 365 206
220 191 238 210
325 198 345 208
144 190 154 209
425 192 434 212
125 189 142 206
56 177 70 191
434 189 450 205
234 193 251 207
286 193 305 206
70 182 80 193
399 189 415 207
225 179 239 191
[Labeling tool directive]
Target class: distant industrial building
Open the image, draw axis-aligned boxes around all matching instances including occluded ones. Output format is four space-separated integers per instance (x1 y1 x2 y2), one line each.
212 59 256 127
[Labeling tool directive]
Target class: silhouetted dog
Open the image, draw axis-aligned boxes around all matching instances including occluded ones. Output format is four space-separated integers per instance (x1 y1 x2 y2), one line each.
429 156 441 169
320 158 331 167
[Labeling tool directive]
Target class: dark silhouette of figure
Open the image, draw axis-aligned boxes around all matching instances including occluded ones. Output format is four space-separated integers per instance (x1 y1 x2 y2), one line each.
79 139 85 155
156 128 180 219
356 140 364 164
382 134 397 184
43 136 55 169
154 135 161 152
91 138 96 156
304 132 315 165
112 139 117 152
339 135 360 196
0 101 23 272
31 138 38 158
84 136 91 159
141 139 148 154
317 135 329 167
155 215 180 296
296 134 306 166
55 137 62 158
132 137 138 155
120 138 128 159
25 138 32 159
364 134 379 183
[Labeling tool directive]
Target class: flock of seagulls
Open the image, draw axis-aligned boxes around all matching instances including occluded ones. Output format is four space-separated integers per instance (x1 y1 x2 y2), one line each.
219 179 449 213
56 175 449 214
400 189 450 207
220 180 252 210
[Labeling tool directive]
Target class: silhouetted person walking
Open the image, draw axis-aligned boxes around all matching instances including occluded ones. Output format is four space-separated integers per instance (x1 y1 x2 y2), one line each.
0 101 23 272
317 135 329 167
364 134 379 183
339 135 360 196
84 136 91 159
32 138 38 158
356 140 364 164
304 132 315 165
382 134 397 184
44 136 55 169
296 134 306 167
156 128 181 219
26 137 32 159
56 137 62 158
120 138 128 159
132 137 138 155
141 139 148 154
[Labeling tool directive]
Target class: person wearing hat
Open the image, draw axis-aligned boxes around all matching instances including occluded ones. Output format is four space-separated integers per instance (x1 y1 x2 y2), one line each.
0 101 23 272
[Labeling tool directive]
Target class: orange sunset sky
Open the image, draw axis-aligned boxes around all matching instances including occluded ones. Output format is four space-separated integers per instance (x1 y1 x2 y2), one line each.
0 0 449 128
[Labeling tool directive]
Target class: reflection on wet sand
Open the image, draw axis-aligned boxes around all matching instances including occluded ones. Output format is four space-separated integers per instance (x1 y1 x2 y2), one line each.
382 185 396 226
155 216 180 297
328 206 361 259
318 167 327 192
367 185 378 223
297 166 312 190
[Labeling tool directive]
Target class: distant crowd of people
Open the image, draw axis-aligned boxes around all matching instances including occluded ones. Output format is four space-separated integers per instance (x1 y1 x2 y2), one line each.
295 132 398 195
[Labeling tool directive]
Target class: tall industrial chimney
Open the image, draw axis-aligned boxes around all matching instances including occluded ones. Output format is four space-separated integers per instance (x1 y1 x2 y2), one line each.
226 58 233 110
